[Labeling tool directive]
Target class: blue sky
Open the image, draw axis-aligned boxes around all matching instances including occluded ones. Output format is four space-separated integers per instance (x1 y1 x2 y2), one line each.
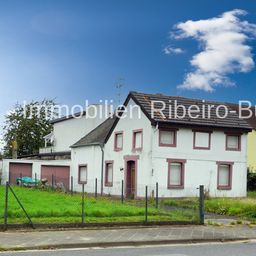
0 0 256 123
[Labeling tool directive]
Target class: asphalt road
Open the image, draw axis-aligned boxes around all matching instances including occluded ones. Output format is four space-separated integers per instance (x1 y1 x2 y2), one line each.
1 241 256 256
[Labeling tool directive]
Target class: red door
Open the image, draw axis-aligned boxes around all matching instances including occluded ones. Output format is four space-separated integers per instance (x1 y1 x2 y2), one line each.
9 163 32 185
126 161 136 198
41 165 70 190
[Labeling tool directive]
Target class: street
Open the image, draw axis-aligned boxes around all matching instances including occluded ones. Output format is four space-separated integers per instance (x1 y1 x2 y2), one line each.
1 241 256 256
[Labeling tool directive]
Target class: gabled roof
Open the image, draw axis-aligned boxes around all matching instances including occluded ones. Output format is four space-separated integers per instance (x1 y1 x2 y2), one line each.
71 116 117 148
127 91 252 131
228 103 256 129
50 111 86 124
71 91 252 148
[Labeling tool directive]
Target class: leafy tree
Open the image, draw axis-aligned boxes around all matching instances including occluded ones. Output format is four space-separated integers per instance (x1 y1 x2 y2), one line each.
2 99 56 157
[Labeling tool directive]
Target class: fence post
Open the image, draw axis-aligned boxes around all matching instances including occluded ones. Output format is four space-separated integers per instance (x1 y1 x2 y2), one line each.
95 178 98 198
82 183 85 225
145 186 148 223
4 182 9 230
156 182 159 209
199 185 205 225
71 176 73 196
121 180 124 204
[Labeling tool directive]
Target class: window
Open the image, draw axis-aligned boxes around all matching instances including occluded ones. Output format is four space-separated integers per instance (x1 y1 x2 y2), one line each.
133 129 143 150
105 161 113 187
166 159 186 189
193 130 212 150
78 165 87 184
114 132 123 151
226 134 241 151
159 129 177 147
217 162 233 190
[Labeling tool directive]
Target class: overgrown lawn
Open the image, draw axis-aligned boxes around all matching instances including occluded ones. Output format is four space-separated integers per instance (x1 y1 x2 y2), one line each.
0 186 196 224
163 193 256 220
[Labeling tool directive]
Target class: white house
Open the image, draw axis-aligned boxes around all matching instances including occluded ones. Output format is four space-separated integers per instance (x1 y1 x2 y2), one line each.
1 104 110 189
1 92 252 198
71 92 251 198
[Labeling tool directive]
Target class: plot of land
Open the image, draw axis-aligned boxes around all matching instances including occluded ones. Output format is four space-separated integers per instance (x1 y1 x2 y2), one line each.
0 186 197 224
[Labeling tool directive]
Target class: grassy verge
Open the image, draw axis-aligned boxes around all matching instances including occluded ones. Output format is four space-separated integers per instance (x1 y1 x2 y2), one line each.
163 192 256 221
0 186 197 224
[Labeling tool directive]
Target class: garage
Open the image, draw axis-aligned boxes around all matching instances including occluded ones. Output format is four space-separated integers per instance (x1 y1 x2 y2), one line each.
41 165 70 190
9 163 33 185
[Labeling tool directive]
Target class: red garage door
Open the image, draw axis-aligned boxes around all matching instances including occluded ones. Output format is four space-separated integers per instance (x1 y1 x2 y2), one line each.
41 165 70 190
9 163 33 185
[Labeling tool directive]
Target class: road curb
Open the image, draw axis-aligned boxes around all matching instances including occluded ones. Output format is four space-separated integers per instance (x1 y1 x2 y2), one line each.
0 238 253 252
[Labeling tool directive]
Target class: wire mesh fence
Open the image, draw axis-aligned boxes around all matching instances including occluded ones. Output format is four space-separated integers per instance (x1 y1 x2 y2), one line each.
0 178 204 229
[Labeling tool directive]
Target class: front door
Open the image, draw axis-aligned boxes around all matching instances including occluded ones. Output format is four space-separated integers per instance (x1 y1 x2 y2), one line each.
126 160 136 198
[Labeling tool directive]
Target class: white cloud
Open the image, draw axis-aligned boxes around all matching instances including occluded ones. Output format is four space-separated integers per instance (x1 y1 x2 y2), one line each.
172 9 256 91
163 46 184 55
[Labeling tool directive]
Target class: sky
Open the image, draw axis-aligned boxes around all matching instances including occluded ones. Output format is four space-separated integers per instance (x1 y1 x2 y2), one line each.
0 0 256 128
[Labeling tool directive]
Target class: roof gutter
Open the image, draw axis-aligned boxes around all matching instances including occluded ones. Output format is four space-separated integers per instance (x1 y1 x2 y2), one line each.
100 144 104 196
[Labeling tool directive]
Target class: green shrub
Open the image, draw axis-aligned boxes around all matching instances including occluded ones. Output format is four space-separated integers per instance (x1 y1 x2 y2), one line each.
247 171 256 191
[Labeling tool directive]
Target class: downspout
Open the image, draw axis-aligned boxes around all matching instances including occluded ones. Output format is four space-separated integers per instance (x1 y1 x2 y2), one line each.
100 144 104 196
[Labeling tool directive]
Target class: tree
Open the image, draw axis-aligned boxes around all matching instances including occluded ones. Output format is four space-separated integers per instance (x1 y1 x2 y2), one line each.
2 99 56 157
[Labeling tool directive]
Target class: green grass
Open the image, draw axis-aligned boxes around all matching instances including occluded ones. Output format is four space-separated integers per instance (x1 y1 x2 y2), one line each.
163 192 256 221
0 186 196 224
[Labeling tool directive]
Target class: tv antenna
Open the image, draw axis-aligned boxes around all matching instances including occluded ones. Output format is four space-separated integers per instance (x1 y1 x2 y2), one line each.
116 78 125 105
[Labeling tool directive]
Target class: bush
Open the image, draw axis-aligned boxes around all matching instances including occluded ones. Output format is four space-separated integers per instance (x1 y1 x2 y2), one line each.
247 172 256 191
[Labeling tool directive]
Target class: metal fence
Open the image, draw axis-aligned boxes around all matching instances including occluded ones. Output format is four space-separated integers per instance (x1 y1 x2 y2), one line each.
0 181 204 230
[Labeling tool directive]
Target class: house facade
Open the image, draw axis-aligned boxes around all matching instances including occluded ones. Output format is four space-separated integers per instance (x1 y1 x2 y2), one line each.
72 92 251 198
1 92 252 197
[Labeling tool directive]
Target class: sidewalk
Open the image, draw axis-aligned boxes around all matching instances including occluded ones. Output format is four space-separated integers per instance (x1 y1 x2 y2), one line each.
1 225 256 251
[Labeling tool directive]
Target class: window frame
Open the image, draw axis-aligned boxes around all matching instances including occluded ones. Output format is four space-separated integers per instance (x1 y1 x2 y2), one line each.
132 129 143 151
193 130 212 150
114 131 123 152
225 132 241 151
105 160 114 187
159 128 177 147
217 161 234 190
78 164 88 184
166 158 186 189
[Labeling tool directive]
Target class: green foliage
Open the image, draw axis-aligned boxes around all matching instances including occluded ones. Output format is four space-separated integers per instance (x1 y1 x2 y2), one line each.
163 193 256 220
2 99 56 157
247 172 256 191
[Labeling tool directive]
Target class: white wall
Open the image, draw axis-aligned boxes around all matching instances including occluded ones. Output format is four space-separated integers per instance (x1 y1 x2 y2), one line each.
103 99 153 197
101 98 248 198
152 129 247 197
71 146 102 193
53 116 88 152
53 105 111 152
